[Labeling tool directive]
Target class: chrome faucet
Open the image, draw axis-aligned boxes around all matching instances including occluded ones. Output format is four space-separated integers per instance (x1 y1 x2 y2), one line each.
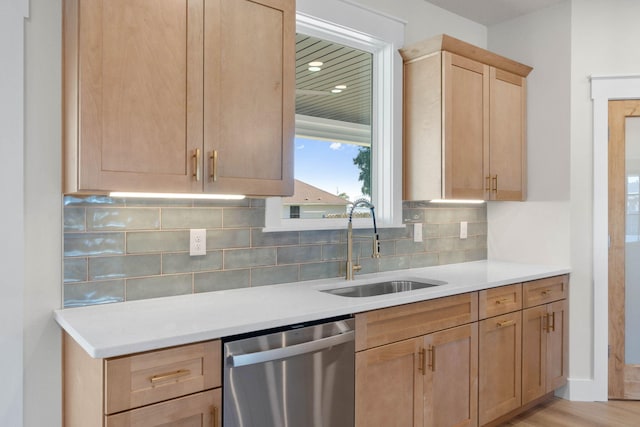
346 198 381 280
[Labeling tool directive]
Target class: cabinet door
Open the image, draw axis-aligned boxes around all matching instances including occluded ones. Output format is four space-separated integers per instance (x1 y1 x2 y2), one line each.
522 305 547 404
204 0 294 196
355 338 423 427
423 324 478 427
478 311 522 426
489 67 526 201
443 52 489 200
74 0 204 193
105 388 221 427
546 299 568 391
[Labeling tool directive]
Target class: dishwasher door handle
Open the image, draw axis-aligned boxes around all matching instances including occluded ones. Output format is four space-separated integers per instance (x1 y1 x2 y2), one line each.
229 330 354 368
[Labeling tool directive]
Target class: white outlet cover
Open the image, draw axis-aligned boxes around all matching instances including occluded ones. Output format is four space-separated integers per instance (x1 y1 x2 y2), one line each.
413 223 423 242
460 221 468 239
190 229 206 256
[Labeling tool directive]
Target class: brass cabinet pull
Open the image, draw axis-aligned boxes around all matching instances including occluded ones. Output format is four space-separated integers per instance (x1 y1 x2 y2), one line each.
212 406 219 427
210 150 218 182
149 369 191 384
549 311 556 332
418 348 426 375
497 319 515 328
495 297 510 305
541 289 552 296
492 175 498 192
193 149 201 181
428 345 436 372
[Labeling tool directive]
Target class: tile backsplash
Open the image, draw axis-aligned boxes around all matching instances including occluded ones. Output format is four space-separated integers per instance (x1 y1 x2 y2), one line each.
63 196 487 307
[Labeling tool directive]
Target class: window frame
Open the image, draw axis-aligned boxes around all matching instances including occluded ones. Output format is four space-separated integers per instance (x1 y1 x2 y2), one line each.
264 1 404 232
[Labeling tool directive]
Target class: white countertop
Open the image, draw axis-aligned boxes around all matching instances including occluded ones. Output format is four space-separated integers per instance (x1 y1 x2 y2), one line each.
54 260 570 358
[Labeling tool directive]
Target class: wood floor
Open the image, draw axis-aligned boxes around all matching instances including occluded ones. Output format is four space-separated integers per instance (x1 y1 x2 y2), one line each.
498 397 640 426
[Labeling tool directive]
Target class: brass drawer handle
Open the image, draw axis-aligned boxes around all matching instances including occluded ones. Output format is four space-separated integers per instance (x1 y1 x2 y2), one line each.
210 150 218 182
418 348 426 375
212 406 219 427
497 319 515 328
495 297 510 305
193 148 201 182
149 369 191 385
541 289 552 296
428 345 436 372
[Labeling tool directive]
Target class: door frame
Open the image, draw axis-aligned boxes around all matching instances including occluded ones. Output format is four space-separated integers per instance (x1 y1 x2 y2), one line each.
591 75 640 401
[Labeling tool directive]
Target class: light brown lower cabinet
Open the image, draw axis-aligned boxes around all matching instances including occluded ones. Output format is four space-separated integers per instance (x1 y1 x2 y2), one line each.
63 333 221 427
478 311 522 426
522 299 568 405
355 293 479 427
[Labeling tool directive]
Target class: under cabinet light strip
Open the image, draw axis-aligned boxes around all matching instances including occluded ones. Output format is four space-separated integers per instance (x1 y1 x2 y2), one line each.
109 192 246 200
429 199 485 204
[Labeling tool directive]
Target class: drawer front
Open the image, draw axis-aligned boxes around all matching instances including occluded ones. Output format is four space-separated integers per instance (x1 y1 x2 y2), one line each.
105 388 221 427
523 275 568 308
355 292 478 351
479 283 522 319
105 340 220 414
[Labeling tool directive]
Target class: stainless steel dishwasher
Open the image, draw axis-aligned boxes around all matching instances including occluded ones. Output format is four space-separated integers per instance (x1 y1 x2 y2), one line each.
223 316 355 427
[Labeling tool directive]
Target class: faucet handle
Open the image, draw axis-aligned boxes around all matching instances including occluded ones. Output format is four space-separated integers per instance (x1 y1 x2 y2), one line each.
372 235 381 258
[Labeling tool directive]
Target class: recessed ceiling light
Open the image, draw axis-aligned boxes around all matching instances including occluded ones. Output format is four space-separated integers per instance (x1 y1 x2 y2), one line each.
331 89 342 93
335 85 347 89
308 66 322 72
308 61 323 67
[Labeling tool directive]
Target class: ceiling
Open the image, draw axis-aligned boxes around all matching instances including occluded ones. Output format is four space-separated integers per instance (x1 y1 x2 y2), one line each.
425 0 565 26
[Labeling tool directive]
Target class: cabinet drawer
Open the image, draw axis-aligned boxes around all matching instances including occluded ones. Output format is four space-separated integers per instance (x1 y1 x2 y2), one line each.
355 293 478 351
523 275 568 308
105 388 221 427
105 340 220 414
479 283 522 319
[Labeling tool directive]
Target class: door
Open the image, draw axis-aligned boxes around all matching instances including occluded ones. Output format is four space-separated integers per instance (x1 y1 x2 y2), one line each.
355 338 423 427
489 68 526 201
608 99 640 399
204 0 294 196
478 311 522 425
423 324 478 427
443 52 489 200
77 0 204 193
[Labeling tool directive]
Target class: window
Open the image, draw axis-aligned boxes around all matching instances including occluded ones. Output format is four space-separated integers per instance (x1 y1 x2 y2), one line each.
264 1 404 231
628 174 640 242
290 205 300 219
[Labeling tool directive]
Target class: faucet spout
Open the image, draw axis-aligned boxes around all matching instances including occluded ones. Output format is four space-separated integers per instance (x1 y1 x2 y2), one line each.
346 199 381 280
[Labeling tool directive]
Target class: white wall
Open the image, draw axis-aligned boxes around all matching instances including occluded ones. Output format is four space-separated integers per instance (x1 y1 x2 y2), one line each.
350 0 486 46
23 0 63 425
0 1 27 425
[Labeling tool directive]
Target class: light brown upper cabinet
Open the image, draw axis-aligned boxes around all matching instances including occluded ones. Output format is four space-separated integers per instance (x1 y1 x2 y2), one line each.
63 0 294 196
400 34 532 201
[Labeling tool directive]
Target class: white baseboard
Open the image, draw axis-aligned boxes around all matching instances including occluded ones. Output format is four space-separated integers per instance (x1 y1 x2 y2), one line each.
560 377 608 402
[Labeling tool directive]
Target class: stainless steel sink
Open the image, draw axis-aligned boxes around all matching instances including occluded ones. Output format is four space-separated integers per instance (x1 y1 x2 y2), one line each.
321 279 446 298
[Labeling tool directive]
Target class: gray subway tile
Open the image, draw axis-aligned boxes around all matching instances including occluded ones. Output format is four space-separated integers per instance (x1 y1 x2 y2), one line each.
223 208 265 228
163 251 223 274
465 248 487 262
278 245 322 264
300 261 341 281
64 232 125 257
395 239 427 255
64 207 86 232
249 198 266 208
438 250 467 265
194 198 251 208
64 195 125 207
410 253 439 269
124 198 193 207
126 231 189 253
87 207 160 231
207 229 251 249
322 243 347 261
126 274 192 301
89 254 161 280
224 248 276 269
469 222 488 236
64 280 125 307
356 257 380 275
194 269 250 293
403 208 425 223
378 227 411 240
64 258 87 283
252 230 299 247
251 265 299 287
379 256 411 272
300 230 344 244
161 208 222 229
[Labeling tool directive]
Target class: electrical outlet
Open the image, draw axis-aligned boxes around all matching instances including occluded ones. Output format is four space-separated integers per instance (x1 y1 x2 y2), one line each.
460 221 468 239
413 223 423 242
190 229 206 256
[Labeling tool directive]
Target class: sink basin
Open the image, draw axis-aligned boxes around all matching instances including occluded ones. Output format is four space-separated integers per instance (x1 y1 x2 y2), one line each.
321 279 446 298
